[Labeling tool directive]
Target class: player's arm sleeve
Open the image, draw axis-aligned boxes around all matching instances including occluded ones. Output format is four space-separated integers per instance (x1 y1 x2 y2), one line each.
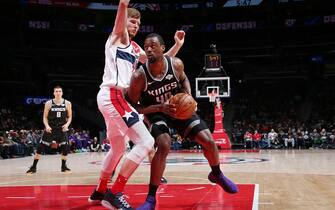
173 57 191 94
43 100 52 128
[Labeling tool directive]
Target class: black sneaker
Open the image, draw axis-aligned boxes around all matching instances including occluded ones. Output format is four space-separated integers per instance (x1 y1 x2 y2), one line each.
26 166 36 174
101 191 133 210
61 165 71 173
88 189 105 204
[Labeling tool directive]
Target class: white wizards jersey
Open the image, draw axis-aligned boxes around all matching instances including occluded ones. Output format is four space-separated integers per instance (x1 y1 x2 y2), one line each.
100 37 139 89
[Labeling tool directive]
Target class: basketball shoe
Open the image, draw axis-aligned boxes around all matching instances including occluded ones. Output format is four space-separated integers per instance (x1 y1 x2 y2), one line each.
61 165 71 172
208 172 238 194
88 189 105 204
136 195 156 210
102 190 133 210
26 166 36 174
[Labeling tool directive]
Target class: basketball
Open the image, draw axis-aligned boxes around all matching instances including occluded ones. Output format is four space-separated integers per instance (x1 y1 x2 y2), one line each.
50 141 58 149
169 93 197 120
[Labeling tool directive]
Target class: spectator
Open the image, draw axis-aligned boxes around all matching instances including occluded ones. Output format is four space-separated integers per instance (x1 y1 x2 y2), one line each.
260 132 269 148
268 129 278 148
311 129 321 147
90 137 101 152
244 131 253 148
296 129 305 149
102 138 110 152
303 130 311 148
320 128 327 146
0 133 16 159
252 130 261 149
172 134 183 150
284 134 295 148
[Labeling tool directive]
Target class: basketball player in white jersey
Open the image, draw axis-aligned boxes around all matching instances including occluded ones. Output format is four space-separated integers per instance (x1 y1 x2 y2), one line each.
88 1 184 209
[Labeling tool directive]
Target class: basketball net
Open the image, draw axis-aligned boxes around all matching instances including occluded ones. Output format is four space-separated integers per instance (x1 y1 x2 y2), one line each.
208 91 218 103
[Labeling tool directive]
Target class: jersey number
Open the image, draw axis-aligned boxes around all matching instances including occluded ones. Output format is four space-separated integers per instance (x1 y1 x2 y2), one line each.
156 92 172 104
56 112 61 118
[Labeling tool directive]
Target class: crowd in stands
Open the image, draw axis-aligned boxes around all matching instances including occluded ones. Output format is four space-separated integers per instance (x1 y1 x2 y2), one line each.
232 122 335 149
0 130 35 159
230 80 335 149
0 128 104 159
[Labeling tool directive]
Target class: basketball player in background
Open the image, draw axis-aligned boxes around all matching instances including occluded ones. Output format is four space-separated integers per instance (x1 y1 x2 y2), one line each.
126 33 238 210
26 85 72 174
88 1 184 209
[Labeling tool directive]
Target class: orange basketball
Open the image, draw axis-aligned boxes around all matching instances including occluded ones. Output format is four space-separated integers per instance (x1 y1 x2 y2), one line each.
169 93 197 120
50 142 58 149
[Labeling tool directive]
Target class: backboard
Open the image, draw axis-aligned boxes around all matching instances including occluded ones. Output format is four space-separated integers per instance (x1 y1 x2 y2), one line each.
195 77 230 98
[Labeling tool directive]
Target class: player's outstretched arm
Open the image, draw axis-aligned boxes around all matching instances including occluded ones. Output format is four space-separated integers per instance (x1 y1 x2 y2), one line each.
164 30 185 57
109 0 130 46
43 100 52 133
172 57 191 94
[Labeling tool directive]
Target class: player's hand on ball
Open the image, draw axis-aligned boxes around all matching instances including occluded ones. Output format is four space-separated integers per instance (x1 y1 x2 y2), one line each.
160 102 177 118
45 126 52 133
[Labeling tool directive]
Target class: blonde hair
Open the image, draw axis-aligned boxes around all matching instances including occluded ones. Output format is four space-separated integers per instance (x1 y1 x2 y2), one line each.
127 8 141 19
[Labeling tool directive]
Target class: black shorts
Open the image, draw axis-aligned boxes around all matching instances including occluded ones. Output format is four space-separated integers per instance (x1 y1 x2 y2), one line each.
41 127 68 144
148 114 209 140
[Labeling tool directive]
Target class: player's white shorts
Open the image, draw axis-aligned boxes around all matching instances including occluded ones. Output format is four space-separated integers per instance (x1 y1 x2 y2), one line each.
97 87 142 138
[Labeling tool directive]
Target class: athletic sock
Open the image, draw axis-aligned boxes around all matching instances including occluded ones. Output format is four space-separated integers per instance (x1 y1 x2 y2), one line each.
148 184 159 197
61 159 66 168
111 175 128 194
210 164 222 176
96 178 109 193
32 159 39 168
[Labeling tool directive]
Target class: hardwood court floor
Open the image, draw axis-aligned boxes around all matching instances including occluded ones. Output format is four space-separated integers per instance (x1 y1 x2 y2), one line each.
1 149 335 210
